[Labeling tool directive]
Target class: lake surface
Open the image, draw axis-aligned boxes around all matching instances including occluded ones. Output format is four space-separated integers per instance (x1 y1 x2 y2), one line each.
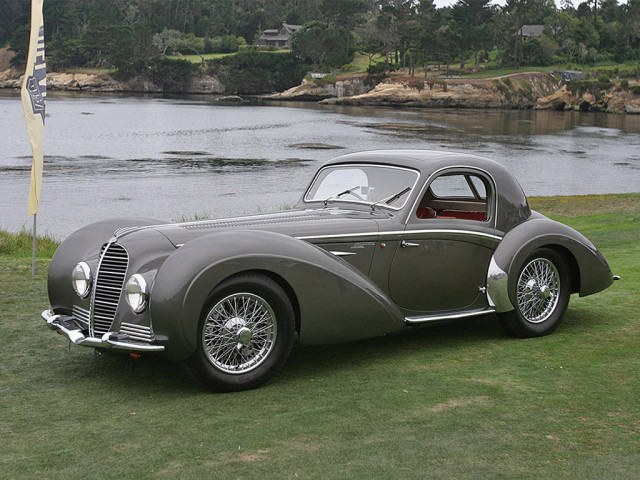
1 91 640 238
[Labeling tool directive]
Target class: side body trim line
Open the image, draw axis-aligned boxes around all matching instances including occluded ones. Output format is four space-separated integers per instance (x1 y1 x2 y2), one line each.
405 307 496 324
297 229 503 242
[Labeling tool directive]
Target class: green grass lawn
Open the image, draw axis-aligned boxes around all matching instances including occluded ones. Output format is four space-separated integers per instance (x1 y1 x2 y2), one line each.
167 49 293 63
1 194 638 479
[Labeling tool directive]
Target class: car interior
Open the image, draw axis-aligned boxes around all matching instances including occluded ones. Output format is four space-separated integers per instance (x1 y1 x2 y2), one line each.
416 172 490 221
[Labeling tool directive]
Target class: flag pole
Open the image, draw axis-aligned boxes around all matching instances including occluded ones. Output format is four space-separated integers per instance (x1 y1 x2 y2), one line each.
32 214 37 276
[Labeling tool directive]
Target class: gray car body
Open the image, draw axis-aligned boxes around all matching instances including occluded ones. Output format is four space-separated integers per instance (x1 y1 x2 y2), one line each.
44 150 613 361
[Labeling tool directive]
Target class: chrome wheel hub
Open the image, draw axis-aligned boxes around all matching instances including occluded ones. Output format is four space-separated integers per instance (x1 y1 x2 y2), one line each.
202 293 277 374
517 258 560 324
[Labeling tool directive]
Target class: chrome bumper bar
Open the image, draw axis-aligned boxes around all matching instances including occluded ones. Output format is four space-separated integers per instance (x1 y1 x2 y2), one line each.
41 310 165 352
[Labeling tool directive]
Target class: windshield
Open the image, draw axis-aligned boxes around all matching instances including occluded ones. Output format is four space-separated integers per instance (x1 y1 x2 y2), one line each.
304 164 419 210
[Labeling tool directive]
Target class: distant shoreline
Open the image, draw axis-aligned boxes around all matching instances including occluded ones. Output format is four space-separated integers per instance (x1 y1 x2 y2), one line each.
2 68 640 114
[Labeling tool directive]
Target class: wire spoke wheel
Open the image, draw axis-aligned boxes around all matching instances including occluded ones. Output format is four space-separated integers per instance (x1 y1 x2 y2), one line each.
202 292 277 374
185 274 295 392
516 257 560 324
498 248 570 338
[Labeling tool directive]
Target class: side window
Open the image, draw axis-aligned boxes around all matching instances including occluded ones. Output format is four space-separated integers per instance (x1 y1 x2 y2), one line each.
416 172 491 221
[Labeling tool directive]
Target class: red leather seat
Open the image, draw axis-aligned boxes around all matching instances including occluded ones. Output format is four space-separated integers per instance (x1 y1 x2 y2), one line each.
438 210 486 221
416 207 437 219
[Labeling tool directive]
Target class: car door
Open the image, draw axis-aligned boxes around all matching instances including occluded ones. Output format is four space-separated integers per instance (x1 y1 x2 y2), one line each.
387 169 500 314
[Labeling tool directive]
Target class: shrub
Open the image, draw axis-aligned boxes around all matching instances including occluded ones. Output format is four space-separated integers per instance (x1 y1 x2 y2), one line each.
621 79 629 88
632 86 640 95
204 35 246 54
149 58 198 91
309 74 336 86
208 50 308 94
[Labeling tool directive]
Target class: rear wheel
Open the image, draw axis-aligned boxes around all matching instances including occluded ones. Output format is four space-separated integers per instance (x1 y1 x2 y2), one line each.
184 273 295 392
499 248 570 338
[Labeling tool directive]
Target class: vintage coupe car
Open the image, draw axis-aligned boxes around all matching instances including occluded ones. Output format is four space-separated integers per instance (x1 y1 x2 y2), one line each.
42 150 615 391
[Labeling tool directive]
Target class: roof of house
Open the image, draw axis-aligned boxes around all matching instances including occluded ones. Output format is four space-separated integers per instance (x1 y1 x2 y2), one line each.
519 25 545 38
258 22 302 43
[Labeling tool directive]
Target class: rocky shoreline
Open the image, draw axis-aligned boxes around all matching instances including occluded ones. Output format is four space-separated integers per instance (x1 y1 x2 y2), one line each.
2 67 639 114
0 68 224 94
269 71 640 114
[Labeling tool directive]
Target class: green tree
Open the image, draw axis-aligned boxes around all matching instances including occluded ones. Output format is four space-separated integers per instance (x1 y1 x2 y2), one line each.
0 0 28 46
291 20 354 69
624 0 640 78
451 0 494 68
356 12 386 66
320 0 368 57
209 49 308 94
8 25 29 68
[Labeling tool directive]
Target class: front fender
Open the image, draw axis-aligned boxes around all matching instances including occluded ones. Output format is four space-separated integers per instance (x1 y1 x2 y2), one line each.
489 215 613 312
48 217 165 313
151 230 405 361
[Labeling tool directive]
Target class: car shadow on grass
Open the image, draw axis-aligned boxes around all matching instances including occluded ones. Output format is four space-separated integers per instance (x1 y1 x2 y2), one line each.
52 306 602 393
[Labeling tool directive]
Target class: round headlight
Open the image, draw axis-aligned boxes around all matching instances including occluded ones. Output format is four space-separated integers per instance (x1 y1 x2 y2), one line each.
71 262 92 298
124 274 148 313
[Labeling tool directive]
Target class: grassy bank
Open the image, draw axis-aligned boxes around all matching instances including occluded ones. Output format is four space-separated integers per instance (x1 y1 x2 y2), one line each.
1 194 638 479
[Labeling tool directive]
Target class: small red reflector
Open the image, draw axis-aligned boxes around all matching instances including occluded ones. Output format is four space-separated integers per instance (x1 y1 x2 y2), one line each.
130 352 142 360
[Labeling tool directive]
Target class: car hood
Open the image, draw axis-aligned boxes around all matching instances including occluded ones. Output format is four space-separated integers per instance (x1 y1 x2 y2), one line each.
115 208 389 247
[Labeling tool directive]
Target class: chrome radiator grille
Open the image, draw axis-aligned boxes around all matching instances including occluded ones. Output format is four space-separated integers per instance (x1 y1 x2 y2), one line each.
90 243 129 336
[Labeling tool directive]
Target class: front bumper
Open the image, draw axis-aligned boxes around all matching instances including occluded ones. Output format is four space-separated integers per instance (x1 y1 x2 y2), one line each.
42 310 165 352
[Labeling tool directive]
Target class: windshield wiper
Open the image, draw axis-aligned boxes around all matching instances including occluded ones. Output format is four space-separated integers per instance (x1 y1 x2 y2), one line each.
323 186 360 206
371 186 411 211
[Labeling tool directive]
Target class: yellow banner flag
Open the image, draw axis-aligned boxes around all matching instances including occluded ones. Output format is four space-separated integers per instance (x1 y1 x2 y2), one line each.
21 0 46 216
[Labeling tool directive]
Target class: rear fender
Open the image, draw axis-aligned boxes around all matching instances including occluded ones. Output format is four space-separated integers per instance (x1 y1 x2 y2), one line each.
489 217 613 313
151 230 405 361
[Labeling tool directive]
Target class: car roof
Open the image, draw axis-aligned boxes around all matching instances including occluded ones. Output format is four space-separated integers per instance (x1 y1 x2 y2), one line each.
322 149 503 175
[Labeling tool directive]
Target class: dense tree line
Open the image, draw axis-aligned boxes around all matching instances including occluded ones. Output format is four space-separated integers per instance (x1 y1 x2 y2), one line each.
3 0 640 81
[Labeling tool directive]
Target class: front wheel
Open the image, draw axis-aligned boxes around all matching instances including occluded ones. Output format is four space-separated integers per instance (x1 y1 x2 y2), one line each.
184 273 295 392
498 248 570 338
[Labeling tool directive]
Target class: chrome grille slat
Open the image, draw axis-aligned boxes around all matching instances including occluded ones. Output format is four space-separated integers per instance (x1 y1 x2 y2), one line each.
119 322 154 343
90 243 129 337
72 305 90 328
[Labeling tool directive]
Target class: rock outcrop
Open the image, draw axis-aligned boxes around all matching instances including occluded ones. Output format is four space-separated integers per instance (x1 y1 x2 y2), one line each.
535 84 640 114
533 85 575 111
0 68 224 94
265 77 369 101
316 72 562 109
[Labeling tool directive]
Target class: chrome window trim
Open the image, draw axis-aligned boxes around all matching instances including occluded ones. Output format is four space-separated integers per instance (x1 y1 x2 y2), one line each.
302 163 420 211
405 165 498 229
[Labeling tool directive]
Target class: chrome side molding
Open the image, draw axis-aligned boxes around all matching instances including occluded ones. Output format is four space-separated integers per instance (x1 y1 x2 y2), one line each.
405 307 496 324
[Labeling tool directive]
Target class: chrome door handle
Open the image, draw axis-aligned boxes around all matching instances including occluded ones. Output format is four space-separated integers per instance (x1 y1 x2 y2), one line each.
401 240 419 248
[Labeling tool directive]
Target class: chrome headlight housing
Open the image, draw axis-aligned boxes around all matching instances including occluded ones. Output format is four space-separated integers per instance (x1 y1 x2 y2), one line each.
71 262 92 298
124 274 148 313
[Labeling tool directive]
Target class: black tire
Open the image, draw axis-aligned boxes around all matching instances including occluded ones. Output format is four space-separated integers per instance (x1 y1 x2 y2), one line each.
184 273 295 392
498 248 570 338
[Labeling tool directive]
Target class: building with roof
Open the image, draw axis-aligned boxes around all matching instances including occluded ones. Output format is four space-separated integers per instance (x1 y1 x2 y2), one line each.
517 25 545 40
257 22 302 49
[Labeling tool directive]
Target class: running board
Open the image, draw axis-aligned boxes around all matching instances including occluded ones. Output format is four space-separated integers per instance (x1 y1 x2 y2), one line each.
405 307 496 325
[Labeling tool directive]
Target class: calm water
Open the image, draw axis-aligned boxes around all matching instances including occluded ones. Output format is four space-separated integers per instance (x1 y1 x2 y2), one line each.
2 91 640 238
